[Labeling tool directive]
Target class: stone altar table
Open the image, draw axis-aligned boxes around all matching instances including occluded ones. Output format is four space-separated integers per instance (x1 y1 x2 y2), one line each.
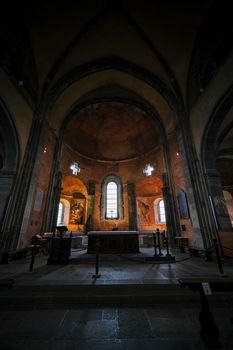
87 231 139 254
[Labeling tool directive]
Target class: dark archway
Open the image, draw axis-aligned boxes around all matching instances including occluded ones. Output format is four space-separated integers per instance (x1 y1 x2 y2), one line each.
0 99 19 245
202 86 233 235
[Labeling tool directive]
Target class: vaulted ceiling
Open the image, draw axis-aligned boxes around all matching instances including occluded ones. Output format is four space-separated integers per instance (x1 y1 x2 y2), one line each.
1 0 233 184
1 0 213 107
64 102 160 162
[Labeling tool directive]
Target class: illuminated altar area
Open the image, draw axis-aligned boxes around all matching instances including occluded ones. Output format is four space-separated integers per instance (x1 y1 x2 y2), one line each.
54 102 194 245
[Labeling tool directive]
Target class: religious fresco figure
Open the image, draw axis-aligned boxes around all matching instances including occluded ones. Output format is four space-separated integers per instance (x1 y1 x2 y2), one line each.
137 200 150 224
70 200 85 224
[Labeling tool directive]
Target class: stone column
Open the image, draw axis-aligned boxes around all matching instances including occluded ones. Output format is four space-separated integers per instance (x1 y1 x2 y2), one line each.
86 182 95 232
50 172 63 231
127 183 137 231
42 136 61 233
176 127 209 249
162 172 177 243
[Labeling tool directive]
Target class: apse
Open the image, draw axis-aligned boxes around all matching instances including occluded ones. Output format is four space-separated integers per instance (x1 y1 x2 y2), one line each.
59 101 166 233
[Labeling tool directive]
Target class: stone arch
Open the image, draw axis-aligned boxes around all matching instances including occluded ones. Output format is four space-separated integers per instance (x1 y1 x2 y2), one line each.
42 60 181 239
202 86 233 170
44 58 179 131
201 87 233 233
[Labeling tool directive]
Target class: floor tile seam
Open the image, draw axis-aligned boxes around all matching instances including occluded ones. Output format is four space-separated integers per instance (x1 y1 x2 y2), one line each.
57 309 69 330
14 334 201 341
3 281 181 286
143 308 155 336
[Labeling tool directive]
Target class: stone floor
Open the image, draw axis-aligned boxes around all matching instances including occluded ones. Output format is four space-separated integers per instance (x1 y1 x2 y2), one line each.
1 247 233 349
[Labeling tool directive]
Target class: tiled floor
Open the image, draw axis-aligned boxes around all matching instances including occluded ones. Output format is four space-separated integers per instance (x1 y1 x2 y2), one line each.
1 247 233 349
1 306 233 349
1 247 233 284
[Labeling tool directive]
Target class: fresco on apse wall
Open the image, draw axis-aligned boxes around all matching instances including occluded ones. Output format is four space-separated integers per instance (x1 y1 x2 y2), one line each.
137 199 151 225
69 199 85 225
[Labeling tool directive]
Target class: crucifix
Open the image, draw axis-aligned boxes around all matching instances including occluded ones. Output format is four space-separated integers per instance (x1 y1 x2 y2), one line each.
143 164 154 176
70 162 80 175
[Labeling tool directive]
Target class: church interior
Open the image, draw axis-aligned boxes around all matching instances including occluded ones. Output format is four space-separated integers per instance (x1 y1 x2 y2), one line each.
0 0 233 349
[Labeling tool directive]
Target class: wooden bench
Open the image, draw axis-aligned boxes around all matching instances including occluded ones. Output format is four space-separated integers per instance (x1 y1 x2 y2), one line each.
179 277 233 348
0 279 14 291
1 247 31 264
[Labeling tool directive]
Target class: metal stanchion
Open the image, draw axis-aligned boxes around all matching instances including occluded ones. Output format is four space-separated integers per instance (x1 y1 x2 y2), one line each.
92 238 101 278
164 234 171 257
29 245 37 272
156 229 163 256
213 238 224 275
152 232 157 256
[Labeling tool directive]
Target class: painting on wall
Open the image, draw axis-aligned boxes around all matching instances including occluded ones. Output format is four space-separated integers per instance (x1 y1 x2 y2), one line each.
177 190 189 219
137 199 151 225
69 199 85 225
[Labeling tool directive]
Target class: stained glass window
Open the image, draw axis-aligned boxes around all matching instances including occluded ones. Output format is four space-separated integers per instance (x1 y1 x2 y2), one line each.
106 181 118 218
158 200 166 223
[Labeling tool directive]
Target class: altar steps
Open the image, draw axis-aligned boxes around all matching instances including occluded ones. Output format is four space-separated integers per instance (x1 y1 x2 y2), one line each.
70 252 176 264
0 283 230 310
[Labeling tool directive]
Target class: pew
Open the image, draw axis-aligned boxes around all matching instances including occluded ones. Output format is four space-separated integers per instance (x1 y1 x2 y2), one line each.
179 277 233 348
0 279 14 291
0 247 31 264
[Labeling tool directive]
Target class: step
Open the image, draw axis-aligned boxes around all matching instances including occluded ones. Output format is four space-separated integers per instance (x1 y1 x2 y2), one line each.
0 283 232 309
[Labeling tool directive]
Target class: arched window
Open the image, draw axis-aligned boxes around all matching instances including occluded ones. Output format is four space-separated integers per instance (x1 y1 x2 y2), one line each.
158 199 166 223
101 175 123 220
106 181 118 218
57 202 65 225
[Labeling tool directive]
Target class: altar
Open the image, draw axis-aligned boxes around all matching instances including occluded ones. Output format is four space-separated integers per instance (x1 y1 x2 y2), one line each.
87 231 139 254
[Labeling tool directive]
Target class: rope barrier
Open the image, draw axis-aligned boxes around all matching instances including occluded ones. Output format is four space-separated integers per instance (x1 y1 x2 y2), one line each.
90 240 207 265
90 239 229 269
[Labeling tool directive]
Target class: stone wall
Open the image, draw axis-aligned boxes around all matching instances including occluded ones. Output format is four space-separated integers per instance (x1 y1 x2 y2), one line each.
60 143 166 232
168 133 196 245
